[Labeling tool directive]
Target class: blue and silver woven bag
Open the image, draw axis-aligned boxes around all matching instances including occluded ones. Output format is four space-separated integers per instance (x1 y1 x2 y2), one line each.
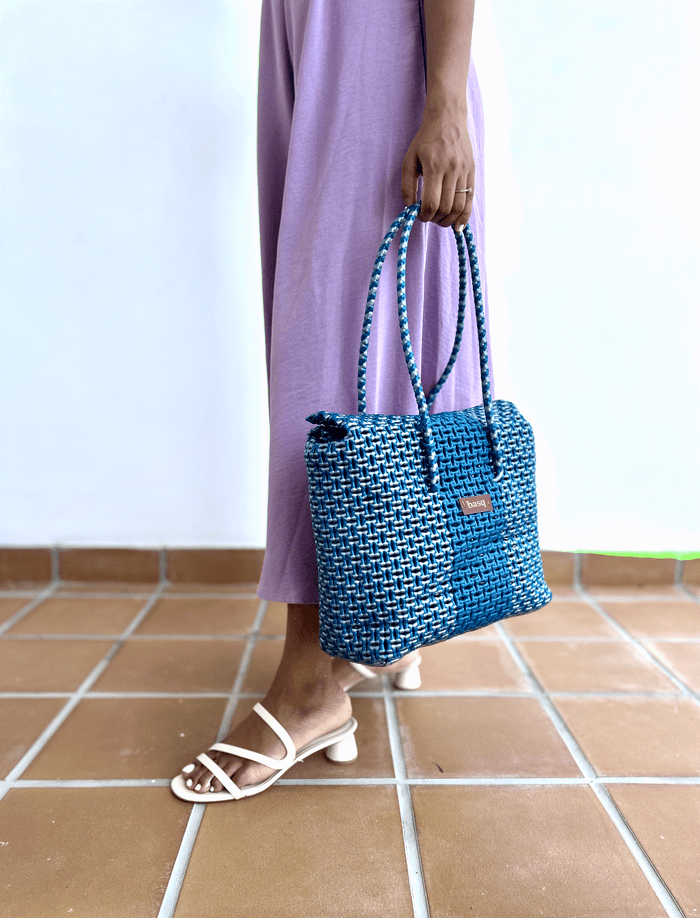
304 201 552 666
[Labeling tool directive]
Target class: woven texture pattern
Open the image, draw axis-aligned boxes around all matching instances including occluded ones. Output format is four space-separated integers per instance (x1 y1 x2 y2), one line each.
305 203 552 665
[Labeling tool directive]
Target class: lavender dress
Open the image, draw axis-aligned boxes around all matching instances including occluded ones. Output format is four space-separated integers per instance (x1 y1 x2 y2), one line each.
256 0 494 604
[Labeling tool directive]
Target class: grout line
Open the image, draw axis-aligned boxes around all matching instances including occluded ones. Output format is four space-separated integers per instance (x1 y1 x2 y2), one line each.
576 585 700 705
155 598 270 918
573 551 582 590
156 591 261 599
495 617 689 918
0 689 690 700
0 633 278 642
0 583 169 803
581 596 691 604
4 631 700 644
156 804 206 918
11 779 173 788
8 775 700 789
496 635 700 643
0 591 43 598
0 590 260 600
0 692 231 700
50 546 60 581
0 693 74 699
83 692 234 700
1 588 691 602
590 783 686 918
383 681 431 918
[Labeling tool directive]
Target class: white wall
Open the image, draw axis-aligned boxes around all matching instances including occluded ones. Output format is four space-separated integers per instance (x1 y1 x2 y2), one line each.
1 1 698 557
1 0 269 547
474 0 700 557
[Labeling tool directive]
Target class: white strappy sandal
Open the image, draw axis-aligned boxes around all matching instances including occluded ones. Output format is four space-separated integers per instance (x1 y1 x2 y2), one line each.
170 702 358 803
346 652 422 691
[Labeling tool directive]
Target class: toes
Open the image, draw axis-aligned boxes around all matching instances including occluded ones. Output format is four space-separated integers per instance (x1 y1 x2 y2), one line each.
184 753 245 794
182 764 198 787
185 764 211 793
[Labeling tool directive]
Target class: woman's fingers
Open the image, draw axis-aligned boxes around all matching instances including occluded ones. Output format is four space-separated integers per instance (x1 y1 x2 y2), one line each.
402 108 476 231
453 177 475 232
418 174 474 232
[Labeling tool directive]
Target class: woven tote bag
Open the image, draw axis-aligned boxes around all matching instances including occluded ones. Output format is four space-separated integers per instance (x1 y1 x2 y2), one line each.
304 202 552 665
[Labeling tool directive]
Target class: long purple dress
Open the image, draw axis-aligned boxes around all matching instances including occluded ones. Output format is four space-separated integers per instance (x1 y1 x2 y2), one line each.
256 0 494 604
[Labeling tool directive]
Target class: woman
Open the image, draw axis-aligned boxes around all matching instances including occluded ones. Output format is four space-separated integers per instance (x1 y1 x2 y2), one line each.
172 0 491 801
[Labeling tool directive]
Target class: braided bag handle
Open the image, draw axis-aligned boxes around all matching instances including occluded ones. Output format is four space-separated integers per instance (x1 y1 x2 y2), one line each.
357 201 504 490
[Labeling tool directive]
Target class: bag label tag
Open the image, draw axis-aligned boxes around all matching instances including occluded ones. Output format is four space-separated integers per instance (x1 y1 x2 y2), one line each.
458 494 494 515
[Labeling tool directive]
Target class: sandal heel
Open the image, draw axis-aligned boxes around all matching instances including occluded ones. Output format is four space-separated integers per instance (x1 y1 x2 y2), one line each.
392 660 422 690
325 733 358 764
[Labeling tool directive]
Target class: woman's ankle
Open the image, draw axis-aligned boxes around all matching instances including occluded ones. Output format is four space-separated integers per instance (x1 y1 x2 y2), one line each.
270 655 344 701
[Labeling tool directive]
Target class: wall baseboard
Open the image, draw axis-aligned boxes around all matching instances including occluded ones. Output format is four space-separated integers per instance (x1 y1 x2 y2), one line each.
1 547 699 590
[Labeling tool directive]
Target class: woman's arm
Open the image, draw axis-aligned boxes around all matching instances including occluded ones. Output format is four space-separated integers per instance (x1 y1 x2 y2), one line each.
402 0 476 231
423 0 474 112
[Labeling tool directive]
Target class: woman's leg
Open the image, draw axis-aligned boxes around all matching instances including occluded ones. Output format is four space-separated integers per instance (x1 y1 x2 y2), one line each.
183 603 351 794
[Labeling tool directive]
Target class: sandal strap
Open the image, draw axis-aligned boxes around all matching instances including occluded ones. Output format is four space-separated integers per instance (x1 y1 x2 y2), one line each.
195 753 244 799
251 702 296 762
208 741 292 770
208 702 296 769
349 661 378 680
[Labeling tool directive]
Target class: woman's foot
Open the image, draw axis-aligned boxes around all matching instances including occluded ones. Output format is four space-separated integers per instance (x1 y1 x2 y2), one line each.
331 649 422 692
183 673 352 795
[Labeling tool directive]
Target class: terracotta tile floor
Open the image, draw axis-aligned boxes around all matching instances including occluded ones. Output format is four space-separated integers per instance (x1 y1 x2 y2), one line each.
1 582 699 918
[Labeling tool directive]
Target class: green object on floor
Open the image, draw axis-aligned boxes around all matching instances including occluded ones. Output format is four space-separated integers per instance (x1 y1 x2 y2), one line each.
572 549 700 560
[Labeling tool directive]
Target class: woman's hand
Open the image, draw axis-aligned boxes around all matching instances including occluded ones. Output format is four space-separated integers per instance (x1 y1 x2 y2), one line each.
401 101 475 232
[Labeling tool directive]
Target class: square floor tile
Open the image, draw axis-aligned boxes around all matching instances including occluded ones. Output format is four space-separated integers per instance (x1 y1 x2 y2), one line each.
608 783 700 916
5 597 144 635
395 696 581 778
0 639 113 691
501 600 620 638
0 697 65 778
90 639 246 693
597 600 700 640
58 549 160 584
412 785 667 918
644 641 700 692
412 638 531 692
134 596 259 635
22 696 227 780
173 786 413 918
553 696 700 776
514 640 678 693
0 787 189 918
